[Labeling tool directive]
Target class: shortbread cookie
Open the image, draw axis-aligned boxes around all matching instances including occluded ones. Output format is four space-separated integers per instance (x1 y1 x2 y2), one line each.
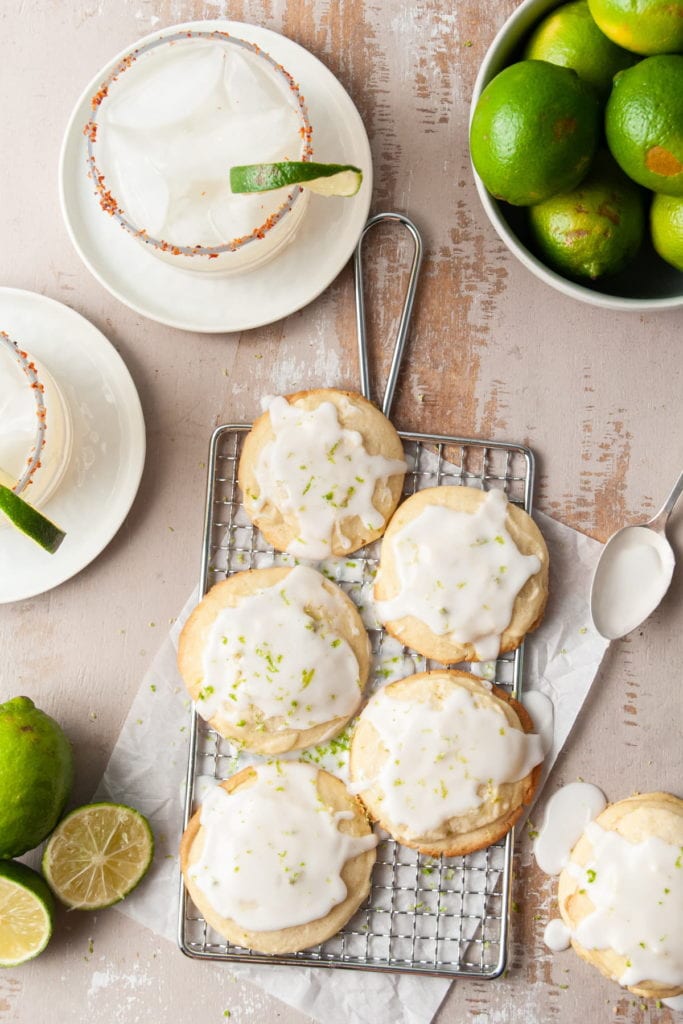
178 565 370 754
375 486 549 662
180 761 377 954
349 670 543 856
558 792 683 1001
238 390 407 558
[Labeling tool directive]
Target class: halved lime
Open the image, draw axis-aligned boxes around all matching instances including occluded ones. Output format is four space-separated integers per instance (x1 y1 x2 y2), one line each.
42 803 154 910
0 860 54 967
0 484 65 554
230 161 363 196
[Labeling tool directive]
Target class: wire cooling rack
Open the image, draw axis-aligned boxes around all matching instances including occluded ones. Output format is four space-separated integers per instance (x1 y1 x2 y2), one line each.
178 425 535 978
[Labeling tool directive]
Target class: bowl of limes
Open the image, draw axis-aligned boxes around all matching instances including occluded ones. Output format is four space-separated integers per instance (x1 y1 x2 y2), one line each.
469 0 683 309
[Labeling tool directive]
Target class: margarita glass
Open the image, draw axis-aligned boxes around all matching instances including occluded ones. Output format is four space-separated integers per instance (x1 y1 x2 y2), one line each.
85 30 313 274
0 333 73 517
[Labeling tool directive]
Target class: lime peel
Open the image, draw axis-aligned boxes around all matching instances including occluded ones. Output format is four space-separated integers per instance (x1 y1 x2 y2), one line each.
42 802 154 911
230 162 363 197
0 484 66 554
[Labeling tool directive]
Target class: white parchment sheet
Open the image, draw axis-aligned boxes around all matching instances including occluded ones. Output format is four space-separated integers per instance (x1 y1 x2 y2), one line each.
96 506 608 1024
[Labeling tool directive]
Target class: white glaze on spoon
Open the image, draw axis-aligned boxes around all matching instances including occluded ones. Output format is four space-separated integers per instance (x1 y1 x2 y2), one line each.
591 526 675 640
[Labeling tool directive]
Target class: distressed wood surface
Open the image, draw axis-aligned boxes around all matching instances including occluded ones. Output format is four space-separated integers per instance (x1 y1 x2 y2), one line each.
0 1 681 1022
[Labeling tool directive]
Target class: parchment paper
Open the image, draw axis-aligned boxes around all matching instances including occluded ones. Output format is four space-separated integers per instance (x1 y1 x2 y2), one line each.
95 508 608 1024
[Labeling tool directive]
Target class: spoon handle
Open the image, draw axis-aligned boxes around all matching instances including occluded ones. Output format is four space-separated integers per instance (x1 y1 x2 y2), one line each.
648 469 683 533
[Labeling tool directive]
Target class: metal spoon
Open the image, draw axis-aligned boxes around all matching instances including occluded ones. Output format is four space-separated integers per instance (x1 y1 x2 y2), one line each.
590 470 683 640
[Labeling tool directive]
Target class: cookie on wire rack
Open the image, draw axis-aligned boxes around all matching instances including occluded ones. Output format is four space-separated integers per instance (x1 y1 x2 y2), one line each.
180 761 377 955
349 669 544 856
374 485 549 663
178 564 371 755
238 389 407 559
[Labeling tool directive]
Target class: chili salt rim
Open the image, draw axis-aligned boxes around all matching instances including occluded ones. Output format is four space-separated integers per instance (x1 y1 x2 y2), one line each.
0 331 47 495
83 29 313 260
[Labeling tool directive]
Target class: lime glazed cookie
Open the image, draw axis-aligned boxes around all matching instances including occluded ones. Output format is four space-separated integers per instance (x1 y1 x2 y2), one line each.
558 792 683 1001
180 761 377 954
238 389 407 558
374 486 549 662
349 669 544 856
178 564 371 754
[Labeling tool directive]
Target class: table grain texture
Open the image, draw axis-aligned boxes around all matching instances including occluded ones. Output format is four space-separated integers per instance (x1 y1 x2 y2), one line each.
1 0 681 1022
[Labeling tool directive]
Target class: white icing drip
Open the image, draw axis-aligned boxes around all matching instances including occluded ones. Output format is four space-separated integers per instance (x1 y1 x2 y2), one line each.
376 490 541 659
521 691 554 757
198 565 362 731
567 821 683 989
188 761 377 931
353 683 544 837
533 782 607 876
252 396 407 558
544 918 572 952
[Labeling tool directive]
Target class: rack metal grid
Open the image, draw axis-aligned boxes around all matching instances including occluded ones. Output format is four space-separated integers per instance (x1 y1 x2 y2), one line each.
178 425 535 979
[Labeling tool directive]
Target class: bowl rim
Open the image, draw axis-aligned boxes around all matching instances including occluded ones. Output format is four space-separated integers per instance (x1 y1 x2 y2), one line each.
469 0 683 312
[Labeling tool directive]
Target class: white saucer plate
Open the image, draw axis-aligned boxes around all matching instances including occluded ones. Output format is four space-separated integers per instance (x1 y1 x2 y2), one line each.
59 20 373 334
0 288 145 603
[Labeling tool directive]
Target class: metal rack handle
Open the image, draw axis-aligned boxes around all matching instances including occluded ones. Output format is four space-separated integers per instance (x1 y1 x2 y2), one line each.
353 211 423 419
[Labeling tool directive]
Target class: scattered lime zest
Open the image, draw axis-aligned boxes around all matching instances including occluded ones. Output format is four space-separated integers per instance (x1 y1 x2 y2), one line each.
230 161 363 197
0 484 66 553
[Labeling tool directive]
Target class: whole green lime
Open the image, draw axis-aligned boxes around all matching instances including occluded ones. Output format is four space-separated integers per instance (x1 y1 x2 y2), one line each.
524 0 635 98
0 697 74 858
588 0 683 55
470 60 601 206
651 193 683 270
528 151 645 278
606 55 683 195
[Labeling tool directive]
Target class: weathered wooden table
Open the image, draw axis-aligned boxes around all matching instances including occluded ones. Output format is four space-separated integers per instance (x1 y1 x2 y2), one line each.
1 1 681 1021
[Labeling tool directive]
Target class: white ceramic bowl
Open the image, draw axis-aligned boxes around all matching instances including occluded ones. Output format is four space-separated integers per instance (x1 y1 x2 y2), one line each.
469 0 683 311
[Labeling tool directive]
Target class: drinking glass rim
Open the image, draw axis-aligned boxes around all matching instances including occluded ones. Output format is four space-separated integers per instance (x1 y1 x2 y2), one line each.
0 332 47 495
84 28 313 258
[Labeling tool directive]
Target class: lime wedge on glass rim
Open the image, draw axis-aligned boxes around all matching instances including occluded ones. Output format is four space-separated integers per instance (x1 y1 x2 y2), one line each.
42 802 154 911
0 484 66 554
230 161 363 196
0 860 54 967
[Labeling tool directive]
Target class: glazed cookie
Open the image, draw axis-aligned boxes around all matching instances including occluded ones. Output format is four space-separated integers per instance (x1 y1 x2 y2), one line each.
374 485 549 662
238 389 407 558
349 670 544 856
558 792 683 1001
178 565 371 754
180 761 377 954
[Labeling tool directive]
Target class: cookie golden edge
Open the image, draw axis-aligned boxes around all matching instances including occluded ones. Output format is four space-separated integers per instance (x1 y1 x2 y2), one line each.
177 565 371 754
179 766 377 955
349 669 543 857
237 389 406 556
374 485 550 663
558 791 683 1000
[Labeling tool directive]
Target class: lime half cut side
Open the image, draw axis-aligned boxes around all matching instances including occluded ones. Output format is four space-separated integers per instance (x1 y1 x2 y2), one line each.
0 860 54 967
0 484 66 554
230 161 363 196
42 803 154 911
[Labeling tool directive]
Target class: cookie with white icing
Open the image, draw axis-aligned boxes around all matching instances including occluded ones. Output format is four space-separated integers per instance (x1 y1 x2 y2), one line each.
178 565 371 754
374 485 549 662
558 792 683 1001
238 390 407 558
180 761 377 954
349 669 543 856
